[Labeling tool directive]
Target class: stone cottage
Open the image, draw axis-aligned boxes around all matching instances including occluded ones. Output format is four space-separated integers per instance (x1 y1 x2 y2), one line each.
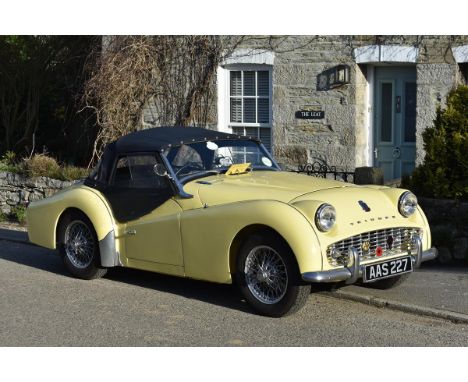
140 35 468 181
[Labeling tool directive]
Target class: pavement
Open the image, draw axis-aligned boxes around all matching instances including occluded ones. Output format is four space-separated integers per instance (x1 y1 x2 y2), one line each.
1 239 468 346
1 225 468 326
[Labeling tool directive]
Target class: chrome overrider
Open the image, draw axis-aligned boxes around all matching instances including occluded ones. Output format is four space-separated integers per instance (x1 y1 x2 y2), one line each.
302 237 438 284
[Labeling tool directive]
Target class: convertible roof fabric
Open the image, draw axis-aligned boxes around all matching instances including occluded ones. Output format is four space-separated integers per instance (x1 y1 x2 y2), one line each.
114 126 257 153
85 126 259 186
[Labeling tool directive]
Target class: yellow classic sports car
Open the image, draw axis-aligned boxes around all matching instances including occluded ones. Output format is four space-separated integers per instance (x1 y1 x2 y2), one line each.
27 127 437 317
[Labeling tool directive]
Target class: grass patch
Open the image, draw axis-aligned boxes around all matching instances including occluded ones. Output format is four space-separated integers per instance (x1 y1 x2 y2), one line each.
60 165 90 181
0 153 89 181
0 151 20 173
11 206 27 225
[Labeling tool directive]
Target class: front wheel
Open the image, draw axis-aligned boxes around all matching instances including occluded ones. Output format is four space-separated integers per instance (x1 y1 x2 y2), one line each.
57 211 107 280
235 233 310 317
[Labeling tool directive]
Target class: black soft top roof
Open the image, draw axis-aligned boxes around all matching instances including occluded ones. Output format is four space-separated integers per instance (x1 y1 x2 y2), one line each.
87 126 259 185
114 126 257 153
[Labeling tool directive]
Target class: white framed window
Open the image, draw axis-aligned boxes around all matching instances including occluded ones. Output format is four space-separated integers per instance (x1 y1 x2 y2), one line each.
221 65 273 151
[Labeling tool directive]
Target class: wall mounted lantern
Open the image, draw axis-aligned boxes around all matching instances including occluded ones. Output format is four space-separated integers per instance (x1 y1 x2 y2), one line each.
317 64 351 91
330 64 350 87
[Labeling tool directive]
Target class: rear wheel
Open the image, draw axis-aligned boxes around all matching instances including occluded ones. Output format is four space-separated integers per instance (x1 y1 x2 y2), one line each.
363 273 410 289
57 211 107 280
235 233 310 317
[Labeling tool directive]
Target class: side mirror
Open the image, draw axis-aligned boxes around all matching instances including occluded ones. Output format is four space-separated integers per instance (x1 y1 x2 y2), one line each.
153 163 169 177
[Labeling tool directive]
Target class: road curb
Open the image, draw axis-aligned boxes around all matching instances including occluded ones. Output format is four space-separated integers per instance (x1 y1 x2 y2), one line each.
322 290 468 324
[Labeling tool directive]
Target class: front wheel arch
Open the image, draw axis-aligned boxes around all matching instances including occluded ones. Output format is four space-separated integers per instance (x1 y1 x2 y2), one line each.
229 224 300 276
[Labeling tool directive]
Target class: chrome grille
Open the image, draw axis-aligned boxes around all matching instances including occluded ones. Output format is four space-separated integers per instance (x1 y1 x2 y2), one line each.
326 227 422 266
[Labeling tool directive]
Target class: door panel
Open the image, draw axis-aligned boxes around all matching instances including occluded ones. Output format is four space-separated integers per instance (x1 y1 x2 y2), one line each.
125 198 184 266
101 152 184 266
374 66 416 181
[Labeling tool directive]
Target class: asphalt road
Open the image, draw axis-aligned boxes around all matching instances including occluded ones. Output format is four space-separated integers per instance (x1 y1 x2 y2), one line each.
1 240 467 346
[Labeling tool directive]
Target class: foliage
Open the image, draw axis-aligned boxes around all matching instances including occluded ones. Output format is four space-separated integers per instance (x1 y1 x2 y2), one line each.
11 205 27 225
20 154 88 180
60 165 90 181
83 36 244 165
407 85 468 201
0 151 19 173
0 211 7 222
0 36 98 165
21 154 61 179
0 153 89 181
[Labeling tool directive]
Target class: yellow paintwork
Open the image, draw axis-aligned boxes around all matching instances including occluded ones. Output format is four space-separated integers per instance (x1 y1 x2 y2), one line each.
27 184 117 248
26 170 431 284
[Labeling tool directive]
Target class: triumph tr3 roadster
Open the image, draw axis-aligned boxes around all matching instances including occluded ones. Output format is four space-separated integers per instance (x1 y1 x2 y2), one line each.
27 127 437 317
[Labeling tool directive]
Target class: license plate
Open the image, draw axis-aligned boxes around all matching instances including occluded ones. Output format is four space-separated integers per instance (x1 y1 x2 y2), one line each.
363 256 413 283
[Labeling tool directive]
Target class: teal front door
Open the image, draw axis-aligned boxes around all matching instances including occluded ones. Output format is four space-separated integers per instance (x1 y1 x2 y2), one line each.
374 66 417 181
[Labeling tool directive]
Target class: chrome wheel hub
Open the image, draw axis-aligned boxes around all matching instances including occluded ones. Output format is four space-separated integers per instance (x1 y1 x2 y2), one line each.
244 245 288 305
64 220 95 269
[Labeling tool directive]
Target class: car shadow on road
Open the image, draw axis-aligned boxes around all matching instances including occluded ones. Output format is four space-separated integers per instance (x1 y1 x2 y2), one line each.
105 267 254 314
0 240 254 314
0 240 67 277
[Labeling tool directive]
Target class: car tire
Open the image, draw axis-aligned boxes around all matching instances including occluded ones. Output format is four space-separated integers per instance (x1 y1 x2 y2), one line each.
363 273 410 290
57 210 107 280
235 233 311 317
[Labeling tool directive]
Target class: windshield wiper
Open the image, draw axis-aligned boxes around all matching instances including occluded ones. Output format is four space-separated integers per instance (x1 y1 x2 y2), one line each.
179 170 221 183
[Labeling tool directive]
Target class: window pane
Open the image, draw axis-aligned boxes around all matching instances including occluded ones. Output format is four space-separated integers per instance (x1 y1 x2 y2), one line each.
243 71 255 96
404 82 416 142
230 71 241 96
230 98 242 123
114 157 132 187
113 155 169 189
258 98 269 123
243 98 256 123
380 83 393 142
231 126 244 136
257 71 269 96
259 127 271 152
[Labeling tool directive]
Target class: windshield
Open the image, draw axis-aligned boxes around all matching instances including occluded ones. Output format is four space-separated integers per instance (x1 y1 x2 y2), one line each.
164 139 279 181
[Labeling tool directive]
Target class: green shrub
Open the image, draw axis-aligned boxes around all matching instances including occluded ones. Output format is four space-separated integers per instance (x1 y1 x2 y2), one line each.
0 211 7 222
0 151 19 173
407 85 468 201
21 154 61 179
1 152 88 181
60 165 90 181
11 206 27 225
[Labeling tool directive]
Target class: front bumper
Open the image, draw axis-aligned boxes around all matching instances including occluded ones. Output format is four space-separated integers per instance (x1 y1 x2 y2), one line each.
302 238 438 284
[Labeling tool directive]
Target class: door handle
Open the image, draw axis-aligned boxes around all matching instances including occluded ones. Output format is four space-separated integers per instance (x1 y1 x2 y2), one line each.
125 229 137 236
374 148 378 159
392 147 401 159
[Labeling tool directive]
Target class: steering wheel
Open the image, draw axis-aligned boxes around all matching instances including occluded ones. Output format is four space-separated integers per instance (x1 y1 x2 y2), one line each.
175 161 205 176
214 155 233 167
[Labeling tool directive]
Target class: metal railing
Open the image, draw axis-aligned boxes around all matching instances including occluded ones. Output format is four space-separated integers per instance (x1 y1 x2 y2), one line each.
296 161 354 183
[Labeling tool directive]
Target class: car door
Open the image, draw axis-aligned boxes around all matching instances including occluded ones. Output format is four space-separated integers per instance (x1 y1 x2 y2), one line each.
103 153 184 266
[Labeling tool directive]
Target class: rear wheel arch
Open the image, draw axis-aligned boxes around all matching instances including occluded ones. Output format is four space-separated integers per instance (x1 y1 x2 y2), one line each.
56 207 88 243
56 208 107 279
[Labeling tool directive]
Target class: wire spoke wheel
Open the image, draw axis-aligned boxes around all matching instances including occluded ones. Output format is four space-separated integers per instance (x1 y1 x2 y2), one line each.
244 245 288 305
64 220 95 269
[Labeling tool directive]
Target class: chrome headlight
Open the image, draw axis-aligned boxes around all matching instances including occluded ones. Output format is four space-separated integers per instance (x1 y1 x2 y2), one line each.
315 204 336 232
398 191 418 217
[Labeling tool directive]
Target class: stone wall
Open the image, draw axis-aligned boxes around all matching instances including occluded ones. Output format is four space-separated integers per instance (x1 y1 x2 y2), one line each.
140 35 468 172
419 197 468 264
0 172 74 215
